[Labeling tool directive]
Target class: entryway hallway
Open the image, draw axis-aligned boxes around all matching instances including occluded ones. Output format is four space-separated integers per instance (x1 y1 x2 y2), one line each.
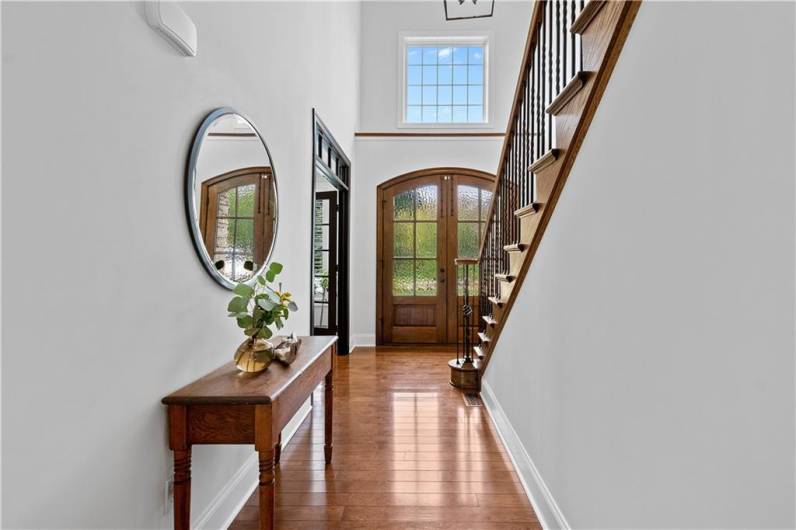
229 347 539 529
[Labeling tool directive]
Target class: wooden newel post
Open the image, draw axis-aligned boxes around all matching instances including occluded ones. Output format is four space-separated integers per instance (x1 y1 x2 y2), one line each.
449 258 480 391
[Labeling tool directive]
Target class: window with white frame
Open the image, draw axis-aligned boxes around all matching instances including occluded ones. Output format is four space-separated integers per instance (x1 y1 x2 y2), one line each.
402 37 488 126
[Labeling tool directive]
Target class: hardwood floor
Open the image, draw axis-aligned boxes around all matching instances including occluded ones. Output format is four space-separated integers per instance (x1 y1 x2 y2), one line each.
228 346 539 530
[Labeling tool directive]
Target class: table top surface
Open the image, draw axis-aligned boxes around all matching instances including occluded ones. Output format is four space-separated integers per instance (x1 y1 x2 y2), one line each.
162 336 336 406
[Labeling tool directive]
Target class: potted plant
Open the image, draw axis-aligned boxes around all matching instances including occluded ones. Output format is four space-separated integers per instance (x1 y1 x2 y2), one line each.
227 262 298 372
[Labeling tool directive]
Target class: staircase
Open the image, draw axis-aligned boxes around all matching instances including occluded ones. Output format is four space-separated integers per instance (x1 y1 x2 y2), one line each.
469 0 641 382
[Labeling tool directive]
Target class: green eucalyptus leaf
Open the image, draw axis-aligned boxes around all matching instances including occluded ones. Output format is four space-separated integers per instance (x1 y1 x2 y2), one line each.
257 298 276 311
269 262 283 274
265 270 276 282
256 275 267 285
227 297 248 313
236 315 254 328
258 327 273 339
234 283 255 297
287 301 298 312
244 327 258 336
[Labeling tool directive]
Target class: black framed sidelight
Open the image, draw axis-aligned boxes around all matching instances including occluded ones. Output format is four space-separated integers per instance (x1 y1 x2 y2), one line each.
310 109 351 355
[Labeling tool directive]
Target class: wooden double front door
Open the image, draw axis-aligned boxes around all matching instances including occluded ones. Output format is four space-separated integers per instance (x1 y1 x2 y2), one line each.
377 169 494 344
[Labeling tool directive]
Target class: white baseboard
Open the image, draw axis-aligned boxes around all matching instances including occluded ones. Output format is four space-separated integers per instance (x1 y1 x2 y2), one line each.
480 380 570 530
349 333 375 352
194 399 312 530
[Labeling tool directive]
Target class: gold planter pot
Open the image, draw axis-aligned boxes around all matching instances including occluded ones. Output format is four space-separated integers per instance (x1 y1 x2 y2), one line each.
234 338 275 373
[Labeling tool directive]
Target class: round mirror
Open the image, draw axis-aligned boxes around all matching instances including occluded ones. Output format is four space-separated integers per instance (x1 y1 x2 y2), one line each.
186 108 278 289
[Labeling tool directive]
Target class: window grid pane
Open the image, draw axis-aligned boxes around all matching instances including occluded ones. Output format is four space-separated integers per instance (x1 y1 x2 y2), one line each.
406 43 485 124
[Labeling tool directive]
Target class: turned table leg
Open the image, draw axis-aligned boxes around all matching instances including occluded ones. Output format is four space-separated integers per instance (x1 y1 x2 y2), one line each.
324 368 334 465
257 448 276 530
274 433 282 465
168 405 191 530
254 405 275 530
173 449 192 530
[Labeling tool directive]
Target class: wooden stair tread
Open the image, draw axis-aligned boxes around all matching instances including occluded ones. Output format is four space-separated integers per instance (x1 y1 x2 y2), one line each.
547 72 588 115
487 296 506 307
482 315 497 326
477 331 491 343
503 243 527 253
570 0 607 34
473 345 486 359
528 149 559 173
495 273 515 282
514 203 539 218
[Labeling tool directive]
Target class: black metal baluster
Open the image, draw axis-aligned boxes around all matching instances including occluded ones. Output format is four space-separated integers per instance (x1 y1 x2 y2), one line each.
547 0 553 151
556 0 561 95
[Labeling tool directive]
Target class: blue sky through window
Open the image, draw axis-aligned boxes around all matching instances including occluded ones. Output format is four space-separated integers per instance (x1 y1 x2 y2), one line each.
406 44 485 124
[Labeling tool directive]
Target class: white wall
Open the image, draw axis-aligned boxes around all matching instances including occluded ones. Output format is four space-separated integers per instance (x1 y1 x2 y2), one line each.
350 0 531 345
484 2 795 528
1 1 360 528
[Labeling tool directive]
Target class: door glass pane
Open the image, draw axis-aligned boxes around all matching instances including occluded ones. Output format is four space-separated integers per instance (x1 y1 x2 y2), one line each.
457 264 480 296
457 185 479 220
415 185 438 220
218 188 237 217
393 223 414 258
415 260 437 296
237 184 255 216
234 219 254 253
214 218 232 252
480 189 493 221
394 191 414 220
457 222 479 258
393 260 414 296
416 222 437 258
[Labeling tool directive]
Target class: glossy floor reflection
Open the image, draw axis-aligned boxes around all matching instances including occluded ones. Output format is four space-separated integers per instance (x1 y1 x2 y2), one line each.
228 346 539 529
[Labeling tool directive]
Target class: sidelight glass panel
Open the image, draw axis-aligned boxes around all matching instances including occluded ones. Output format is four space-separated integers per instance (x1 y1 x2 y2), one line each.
393 223 414 258
393 260 414 296
415 185 438 220
457 185 479 220
415 260 437 296
314 226 330 250
457 222 479 259
416 222 437 258
237 184 255 216
315 250 329 276
394 190 414 220
315 198 330 224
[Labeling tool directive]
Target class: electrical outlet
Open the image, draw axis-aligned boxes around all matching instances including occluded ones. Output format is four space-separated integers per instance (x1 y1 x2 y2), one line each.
164 478 174 515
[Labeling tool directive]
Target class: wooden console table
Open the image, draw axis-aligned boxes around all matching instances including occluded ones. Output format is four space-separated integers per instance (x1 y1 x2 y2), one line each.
162 336 336 530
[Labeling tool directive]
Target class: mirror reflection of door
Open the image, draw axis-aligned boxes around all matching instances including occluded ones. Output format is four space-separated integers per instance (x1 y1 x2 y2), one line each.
377 169 494 345
199 167 273 282
313 190 338 335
